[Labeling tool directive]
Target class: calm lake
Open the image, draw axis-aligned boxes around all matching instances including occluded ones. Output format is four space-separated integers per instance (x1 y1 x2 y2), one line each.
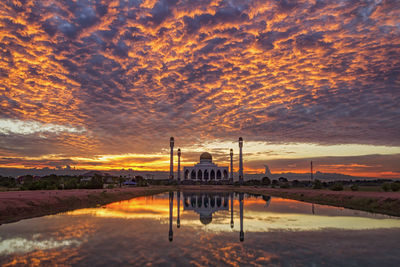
1 191 400 266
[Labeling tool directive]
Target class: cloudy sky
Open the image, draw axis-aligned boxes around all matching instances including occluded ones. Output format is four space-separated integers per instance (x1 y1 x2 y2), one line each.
0 0 399 177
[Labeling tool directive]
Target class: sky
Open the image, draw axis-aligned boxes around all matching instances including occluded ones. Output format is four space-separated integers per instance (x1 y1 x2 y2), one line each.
0 0 399 178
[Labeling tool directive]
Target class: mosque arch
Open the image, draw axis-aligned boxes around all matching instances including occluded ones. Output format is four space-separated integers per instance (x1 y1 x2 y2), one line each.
197 196 202 208
198 170 202 180
191 170 196 179
217 170 222 179
223 170 228 179
210 170 215 180
204 169 209 180
211 196 215 208
185 170 189 180
191 197 196 207
217 196 222 207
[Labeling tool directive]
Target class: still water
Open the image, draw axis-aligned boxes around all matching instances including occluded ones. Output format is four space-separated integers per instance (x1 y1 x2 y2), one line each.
1 191 400 266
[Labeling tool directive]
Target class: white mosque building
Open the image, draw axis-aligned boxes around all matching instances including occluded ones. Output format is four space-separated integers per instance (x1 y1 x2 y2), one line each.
170 136 243 183
183 152 229 181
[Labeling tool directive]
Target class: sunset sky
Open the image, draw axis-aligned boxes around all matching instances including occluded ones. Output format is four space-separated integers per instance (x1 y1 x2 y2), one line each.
0 0 399 178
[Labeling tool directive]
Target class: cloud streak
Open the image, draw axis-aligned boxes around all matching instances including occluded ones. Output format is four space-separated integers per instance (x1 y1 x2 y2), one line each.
0 0 399 176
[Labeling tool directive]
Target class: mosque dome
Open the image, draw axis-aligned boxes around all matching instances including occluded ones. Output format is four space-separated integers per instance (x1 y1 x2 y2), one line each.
199 214 212 225
200 152 212 163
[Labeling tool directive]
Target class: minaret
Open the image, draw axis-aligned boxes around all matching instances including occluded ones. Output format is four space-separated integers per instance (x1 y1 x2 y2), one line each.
230 193 234 229
169 137 174 179
310 161 313 182
230 149 233 183
169 191 174 242
177 148 181 182
177 191 181 228
238 137 244 184
239 192 244 242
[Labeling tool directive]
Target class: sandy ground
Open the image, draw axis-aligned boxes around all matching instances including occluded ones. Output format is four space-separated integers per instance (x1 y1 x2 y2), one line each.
1 186 399 225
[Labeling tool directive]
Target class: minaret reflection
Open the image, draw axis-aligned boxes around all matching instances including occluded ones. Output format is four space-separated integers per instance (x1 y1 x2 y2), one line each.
169 191 174 242
177 191 181 228
169 192 249 242
239 192 244 242
230 193 234 229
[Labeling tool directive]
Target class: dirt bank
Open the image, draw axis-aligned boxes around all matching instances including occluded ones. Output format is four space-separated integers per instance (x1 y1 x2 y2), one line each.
0 187 172 225
177 185 400 216
233 187 400 217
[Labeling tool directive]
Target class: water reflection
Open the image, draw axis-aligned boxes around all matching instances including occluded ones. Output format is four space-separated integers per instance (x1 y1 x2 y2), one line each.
1 191 400 266
170 192 283 242
165 191 400 240
177 192 243 241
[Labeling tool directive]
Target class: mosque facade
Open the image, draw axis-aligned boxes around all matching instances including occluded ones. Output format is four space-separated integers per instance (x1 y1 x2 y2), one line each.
170 136 244 183
183 152 229 181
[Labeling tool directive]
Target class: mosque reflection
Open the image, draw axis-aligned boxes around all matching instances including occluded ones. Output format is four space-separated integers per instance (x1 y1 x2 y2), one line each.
168 191 272 242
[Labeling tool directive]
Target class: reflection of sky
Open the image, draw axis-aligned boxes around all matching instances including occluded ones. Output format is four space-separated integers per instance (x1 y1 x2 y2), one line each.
0 238 80 255
66 193 400 231
1 193 400 265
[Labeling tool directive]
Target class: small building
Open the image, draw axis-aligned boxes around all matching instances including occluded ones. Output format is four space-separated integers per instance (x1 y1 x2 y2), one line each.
183 152 229 181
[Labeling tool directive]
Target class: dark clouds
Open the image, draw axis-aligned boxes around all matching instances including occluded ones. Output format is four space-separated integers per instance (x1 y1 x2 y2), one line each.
0 0 399 170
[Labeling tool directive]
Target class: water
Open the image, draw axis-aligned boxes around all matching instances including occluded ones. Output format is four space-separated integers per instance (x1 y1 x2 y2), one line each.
1 191 400 266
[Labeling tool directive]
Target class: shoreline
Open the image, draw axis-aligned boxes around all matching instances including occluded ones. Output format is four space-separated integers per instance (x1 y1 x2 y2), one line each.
233 187 400 217
1 186 399 225
0 187 172 225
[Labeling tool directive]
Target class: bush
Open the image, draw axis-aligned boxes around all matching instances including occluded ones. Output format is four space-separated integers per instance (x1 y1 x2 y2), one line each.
350 184 359 191
0 177 17 188
106 184 114 189
382 182 391 192
330 182 343 191
291 180 301 187
280 182 290 189
261 177 271 186
64 178 78 189
245 179 261 186
313 179 323 189
391 182 400 192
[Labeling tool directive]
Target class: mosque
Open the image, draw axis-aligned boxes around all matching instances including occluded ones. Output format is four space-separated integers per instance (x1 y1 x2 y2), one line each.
183 153 229 181
169 137 244 183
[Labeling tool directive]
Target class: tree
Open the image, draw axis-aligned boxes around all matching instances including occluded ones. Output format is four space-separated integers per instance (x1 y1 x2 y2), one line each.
382 182 391 192
350 184 359 191
391 182 400 192
313 179 323 189
330 182 343 191
261 177 271 186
